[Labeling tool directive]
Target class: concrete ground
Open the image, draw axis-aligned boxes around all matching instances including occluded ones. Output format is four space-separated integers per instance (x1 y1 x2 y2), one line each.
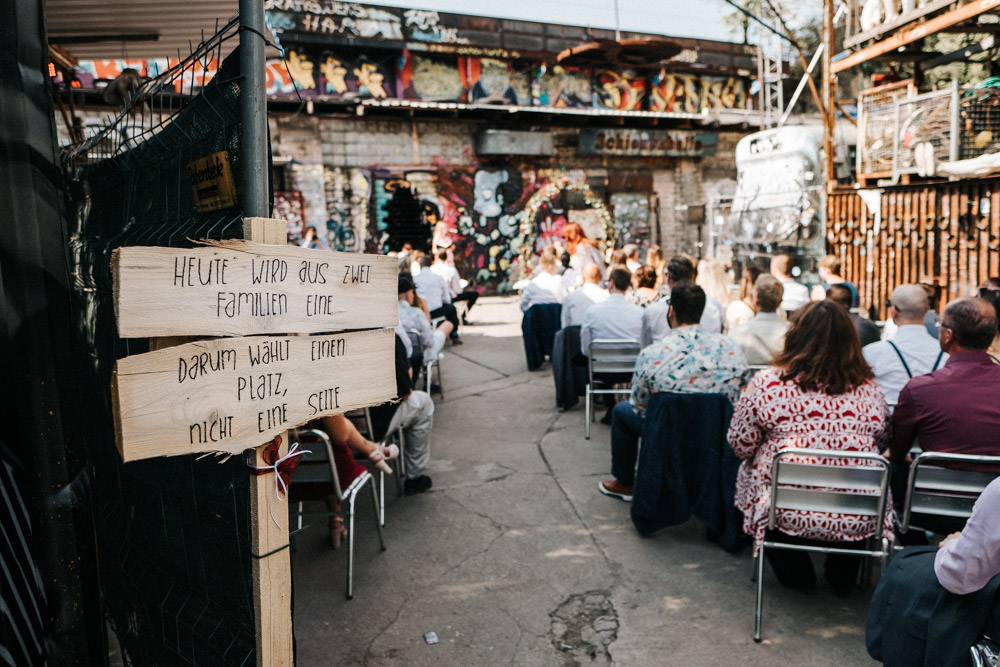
291 296 879 666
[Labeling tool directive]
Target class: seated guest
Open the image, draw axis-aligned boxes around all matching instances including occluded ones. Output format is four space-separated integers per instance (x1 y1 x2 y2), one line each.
398 275 453 364
561 263 608 328
369 334 435 495
641 256 724 346
979 277 1000 363
581 267 642 357
728 275 789 366
729 300 892 594
725 265 763 331
770 253 810 315
628 266 660 308
827 283 880 346
623 243 642 273
599 283 748 502
415 254 461 344
890 297 1000 464
431 250 478 324
866 477 1000 666
581 267 643 423
811 254 858 306
519 250 565 312
863 284 946 406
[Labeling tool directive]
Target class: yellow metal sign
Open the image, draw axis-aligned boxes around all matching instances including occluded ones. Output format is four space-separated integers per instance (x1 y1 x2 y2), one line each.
186 151 236 213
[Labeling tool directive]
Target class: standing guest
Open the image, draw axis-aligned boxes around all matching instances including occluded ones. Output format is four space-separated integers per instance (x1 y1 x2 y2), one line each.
561 263 608 328
729 300 892 594
608 248 628 270
978 278 1000 363
770 253 810 315
728 275 789 366
414 254 461 344
827 283 881 346
695 257 733 315
519 250 566 312
561 223 606 281
559 251 579 292
431 249 478 324
628 266 661 308
890 297 1000 463
863 284 946 406
581 267 643 424
725 265 763 331
623 243 642 273
599 283 748 501
811 255 858 306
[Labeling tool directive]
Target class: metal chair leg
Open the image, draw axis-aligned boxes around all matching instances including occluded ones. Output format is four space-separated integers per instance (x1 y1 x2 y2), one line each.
346 487 357 600
585 386 592 440
370 478 386 551
753 546 766 642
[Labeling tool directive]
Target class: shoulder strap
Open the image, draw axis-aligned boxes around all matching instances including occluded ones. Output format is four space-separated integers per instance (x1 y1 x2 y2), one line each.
932 349 944 371
886 341 913 378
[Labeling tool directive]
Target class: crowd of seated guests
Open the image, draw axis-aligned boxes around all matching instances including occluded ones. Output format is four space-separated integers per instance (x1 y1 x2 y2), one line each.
516 241 1000 653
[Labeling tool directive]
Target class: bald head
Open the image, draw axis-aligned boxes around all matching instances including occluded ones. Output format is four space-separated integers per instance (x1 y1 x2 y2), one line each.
940 297 997 351
890 284 930 323
582 263 602 284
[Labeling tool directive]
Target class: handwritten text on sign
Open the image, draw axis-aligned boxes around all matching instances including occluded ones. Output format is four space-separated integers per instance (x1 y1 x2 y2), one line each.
111 328 395 461
112 240 397 337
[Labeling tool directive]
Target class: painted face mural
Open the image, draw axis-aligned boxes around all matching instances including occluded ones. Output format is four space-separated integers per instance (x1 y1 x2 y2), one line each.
473 169 508 220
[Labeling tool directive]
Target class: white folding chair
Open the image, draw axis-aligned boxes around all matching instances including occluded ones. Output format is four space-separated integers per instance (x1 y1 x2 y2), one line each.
289 428 386 600
754 448 891 642
584 339 641 440
898 451 1000 538
407 327 444 398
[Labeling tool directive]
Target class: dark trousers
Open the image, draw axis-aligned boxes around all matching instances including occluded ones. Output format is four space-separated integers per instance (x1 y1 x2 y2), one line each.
452 291 478 318
430 303 460 338
610 401 643 486
763 528 863 594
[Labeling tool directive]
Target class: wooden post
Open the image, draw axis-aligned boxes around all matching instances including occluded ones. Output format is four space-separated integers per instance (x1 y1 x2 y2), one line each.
245 217 293 667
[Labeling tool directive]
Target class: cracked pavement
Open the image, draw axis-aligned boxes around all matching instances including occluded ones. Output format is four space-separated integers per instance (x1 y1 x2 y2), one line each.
291 297 879 666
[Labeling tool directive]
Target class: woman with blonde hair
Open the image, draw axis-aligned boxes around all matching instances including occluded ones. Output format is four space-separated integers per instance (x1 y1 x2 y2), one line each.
561 223 606 281
646 244 666 290
695 257 733 307
725 265 762 330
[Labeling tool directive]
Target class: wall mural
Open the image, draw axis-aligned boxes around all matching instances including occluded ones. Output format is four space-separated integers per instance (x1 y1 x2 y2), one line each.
72 53 749 113
323 167 370 251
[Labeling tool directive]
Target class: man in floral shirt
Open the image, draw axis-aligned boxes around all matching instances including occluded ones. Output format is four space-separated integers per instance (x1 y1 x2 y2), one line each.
599 283 750 501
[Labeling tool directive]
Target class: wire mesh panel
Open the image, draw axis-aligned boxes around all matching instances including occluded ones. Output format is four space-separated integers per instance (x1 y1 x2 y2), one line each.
858 80 914 178
59 18 267 666
893 82 959 181
960 84 1000 160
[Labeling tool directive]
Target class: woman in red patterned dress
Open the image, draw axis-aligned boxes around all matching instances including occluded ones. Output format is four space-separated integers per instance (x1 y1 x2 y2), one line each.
728 299 892 594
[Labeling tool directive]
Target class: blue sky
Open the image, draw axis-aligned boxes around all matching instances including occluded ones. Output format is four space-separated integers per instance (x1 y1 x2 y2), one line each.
360 0 744 43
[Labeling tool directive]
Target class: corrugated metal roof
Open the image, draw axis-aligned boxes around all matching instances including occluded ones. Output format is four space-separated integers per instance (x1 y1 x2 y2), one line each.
45 1 239 60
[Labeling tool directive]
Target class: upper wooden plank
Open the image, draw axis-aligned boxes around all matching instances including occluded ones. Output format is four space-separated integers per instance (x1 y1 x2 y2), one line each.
112 239 398 337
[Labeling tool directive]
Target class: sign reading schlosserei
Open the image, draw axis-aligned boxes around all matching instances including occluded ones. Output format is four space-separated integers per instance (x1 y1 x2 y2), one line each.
578 128 718 157
112 240 397 337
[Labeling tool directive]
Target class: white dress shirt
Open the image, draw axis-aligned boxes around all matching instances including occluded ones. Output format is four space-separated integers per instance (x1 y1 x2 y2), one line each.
561 283 609 328
863 324 947 405
935 476 1000 594
413 268 451 312
430 262 462 297
728 312 790 366
519 271 565 312
778 277 810 313
639 293 725 347
581 293 642 355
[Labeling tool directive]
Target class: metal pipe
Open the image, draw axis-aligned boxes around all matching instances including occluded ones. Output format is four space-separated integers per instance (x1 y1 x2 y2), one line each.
240 0 268 218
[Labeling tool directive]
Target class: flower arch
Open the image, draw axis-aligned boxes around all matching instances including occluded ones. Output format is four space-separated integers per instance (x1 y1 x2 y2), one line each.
516 179 614 268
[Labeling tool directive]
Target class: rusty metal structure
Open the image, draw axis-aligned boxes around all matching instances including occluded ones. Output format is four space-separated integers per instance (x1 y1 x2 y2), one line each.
823 0 1000 318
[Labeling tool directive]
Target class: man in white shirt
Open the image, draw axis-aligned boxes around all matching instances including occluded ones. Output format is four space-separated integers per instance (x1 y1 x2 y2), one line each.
561 263 608 328
519 251 565 312
398 275 454 362
641 256 723 346
430 250 478 323
770 253 810 315
728 274 790 365
581 267 643 354
414 254 462 343
863 283 947 406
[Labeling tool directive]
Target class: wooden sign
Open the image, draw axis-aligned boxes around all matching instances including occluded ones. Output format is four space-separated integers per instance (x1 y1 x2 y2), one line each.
112 240 397 337
111 328 395 462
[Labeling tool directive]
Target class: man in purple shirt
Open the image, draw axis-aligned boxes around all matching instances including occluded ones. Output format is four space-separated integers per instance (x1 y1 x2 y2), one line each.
890 297 1000 463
